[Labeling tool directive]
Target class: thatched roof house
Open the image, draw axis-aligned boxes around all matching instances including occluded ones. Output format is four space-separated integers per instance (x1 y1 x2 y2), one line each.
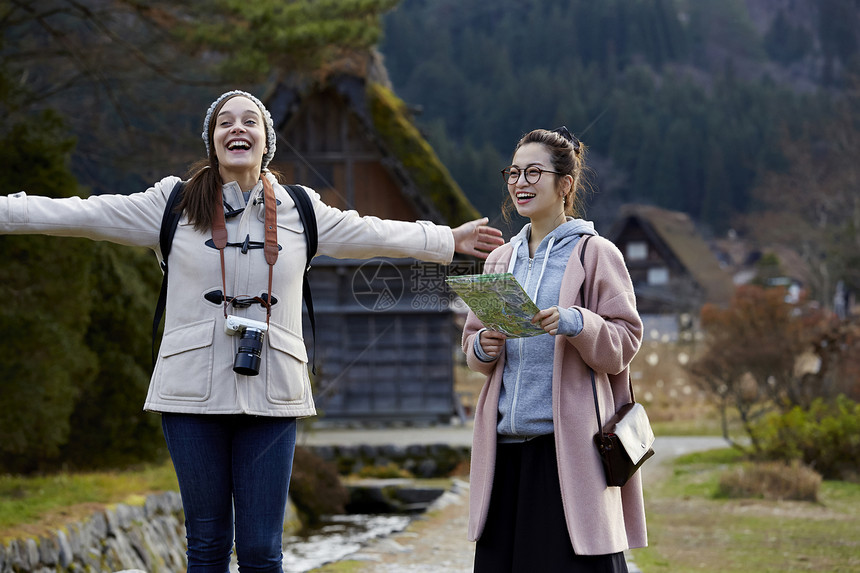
264 69 480 422
607 204 734 315
267 72 477 225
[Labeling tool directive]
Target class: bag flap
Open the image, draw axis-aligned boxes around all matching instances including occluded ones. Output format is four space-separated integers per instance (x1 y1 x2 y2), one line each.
608 402 655 464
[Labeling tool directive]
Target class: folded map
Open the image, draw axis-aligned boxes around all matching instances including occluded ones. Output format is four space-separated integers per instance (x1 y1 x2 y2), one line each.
445 273 545 338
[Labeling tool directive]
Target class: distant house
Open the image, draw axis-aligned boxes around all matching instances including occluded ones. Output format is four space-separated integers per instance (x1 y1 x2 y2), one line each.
265 64 480 423
711 235 810 304
606 205 734 320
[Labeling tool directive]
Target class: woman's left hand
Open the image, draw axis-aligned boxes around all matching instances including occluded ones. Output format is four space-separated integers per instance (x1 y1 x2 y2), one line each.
451 217 504 259
532 306 561 335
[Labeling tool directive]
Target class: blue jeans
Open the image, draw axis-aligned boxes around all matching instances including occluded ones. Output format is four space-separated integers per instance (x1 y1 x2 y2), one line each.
161 413 297 573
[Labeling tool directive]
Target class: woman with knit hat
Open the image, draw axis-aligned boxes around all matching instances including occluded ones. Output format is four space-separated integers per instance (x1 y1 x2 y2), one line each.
0 90 503 572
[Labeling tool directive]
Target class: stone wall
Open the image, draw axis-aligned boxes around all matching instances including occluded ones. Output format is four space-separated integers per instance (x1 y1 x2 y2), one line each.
306 443 471 478
0 444 466 572
0 492 186 573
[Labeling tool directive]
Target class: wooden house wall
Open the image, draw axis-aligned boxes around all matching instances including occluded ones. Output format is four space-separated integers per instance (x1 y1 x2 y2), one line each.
271 86 458 422
270 89 420 221
303 258 455 422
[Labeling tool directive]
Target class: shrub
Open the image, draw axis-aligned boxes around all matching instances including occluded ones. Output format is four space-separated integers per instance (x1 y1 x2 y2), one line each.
688 286 859 454
754 396 860 481
357 463 413 479
718 460 821 502
289 446 349 527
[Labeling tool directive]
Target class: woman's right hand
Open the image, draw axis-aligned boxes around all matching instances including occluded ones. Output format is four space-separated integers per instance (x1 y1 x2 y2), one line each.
479 329 507 358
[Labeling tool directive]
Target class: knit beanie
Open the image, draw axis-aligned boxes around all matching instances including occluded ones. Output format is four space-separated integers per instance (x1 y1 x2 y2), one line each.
202 90 276 170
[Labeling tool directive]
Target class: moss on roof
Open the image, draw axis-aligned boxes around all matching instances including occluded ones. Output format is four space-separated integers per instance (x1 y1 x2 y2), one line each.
365 82 479 226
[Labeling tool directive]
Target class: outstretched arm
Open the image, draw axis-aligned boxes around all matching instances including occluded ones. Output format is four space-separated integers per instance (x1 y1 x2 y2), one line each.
310 184 504 263
451 217 504 259
0 177 176 248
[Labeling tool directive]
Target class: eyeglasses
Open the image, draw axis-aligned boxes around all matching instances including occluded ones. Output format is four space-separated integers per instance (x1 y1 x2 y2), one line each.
501 166 562 185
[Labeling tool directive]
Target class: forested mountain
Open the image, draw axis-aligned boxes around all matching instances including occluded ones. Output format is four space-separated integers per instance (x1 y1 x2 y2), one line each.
379 0 859 232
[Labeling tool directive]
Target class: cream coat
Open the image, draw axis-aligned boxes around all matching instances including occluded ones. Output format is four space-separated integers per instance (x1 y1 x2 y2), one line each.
463 236 647 555
1 174 454 417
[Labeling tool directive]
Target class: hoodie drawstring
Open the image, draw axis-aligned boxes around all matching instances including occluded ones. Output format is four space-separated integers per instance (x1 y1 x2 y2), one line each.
532 236 555 303
507 238 522 275
506 235 555 304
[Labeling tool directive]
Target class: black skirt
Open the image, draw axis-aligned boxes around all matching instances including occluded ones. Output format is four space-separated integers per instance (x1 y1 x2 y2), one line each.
474 434 629 573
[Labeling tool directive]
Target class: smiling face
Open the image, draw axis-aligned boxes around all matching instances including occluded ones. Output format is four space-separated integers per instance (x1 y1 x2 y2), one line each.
508 142 569 224
212 96 268 186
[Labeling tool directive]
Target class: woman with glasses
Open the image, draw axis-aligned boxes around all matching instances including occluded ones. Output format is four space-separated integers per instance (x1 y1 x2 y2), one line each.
0 90 503 573
461 128 645 572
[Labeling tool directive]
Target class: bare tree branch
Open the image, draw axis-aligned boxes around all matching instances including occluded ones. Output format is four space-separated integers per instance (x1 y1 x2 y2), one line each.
63 0 221 87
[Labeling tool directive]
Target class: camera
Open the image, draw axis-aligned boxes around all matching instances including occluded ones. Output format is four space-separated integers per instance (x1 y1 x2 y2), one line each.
225 315 269 376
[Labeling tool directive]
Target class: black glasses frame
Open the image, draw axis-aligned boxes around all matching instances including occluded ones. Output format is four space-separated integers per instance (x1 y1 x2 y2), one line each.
501 166 563 185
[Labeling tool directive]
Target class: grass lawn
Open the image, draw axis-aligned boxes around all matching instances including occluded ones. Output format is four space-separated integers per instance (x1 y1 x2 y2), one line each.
3 423 858 573
0 461 178 543
632 449 860 573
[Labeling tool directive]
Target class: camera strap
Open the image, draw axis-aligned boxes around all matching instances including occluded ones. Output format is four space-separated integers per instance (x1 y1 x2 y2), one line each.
211 176 278 326
262 175 279 324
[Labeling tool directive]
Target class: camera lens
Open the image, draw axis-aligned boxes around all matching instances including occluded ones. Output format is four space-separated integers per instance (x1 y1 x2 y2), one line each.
234 328 264 376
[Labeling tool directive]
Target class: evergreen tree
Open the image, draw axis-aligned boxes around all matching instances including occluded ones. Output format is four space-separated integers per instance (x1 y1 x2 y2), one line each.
175 0 401 81
700 138 732 227
764 10 813 65
0 110 98 473
818 0 860 72
62 243 164 469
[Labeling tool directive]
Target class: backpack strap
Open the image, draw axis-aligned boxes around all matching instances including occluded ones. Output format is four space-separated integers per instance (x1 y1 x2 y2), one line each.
152 180 186 366
284 184 319 374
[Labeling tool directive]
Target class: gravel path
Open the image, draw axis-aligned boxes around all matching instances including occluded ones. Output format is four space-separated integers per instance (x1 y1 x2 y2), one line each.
310 435 729 573
344 480 474 572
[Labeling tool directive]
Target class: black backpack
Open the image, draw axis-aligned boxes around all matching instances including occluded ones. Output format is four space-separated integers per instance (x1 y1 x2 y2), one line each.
151 180 318 371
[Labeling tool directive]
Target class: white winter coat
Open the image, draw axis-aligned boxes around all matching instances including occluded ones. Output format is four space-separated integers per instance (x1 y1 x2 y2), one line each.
0 174 455 417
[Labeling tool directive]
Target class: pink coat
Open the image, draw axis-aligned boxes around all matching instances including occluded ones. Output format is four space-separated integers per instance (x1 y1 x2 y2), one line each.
463 235 647 555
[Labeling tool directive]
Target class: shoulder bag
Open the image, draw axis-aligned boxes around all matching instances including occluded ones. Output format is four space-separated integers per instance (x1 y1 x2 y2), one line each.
578 236 655 487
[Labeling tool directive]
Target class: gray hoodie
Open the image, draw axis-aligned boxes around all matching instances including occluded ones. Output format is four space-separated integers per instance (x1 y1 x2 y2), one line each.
475 218 598 439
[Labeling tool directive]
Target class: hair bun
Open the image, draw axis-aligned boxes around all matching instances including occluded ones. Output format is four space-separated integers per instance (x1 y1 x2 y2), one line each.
551 126 581 154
